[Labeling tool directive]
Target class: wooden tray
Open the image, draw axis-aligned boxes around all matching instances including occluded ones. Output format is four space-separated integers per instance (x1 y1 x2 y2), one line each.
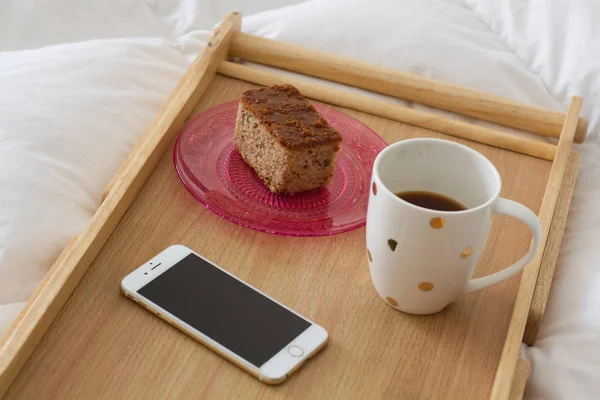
0 12 586 400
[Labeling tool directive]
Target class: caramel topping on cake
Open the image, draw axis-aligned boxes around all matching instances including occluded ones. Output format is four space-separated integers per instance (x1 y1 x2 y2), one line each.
239 84 341 148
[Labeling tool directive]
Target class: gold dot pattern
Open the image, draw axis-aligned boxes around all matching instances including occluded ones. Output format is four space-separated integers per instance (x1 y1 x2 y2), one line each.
387 239 398 252
461 246 473 259
372 182 377 196
418 282 434 292
430 217 445 229
386 296 398 307
367 249 373 262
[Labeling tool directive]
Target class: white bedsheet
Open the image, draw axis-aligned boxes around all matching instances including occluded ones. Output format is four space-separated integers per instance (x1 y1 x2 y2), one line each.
1 1 598 398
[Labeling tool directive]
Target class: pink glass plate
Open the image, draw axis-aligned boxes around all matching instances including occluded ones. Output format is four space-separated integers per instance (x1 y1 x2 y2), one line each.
173 101 387 237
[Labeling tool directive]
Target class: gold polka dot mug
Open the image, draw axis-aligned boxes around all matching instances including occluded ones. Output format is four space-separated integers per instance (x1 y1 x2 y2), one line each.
366 138 542 315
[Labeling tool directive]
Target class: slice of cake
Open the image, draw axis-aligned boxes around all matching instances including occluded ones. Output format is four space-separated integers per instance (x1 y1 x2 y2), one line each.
234 84 342 195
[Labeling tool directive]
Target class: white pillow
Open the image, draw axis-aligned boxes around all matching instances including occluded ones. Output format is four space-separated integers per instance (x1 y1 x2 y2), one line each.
0 38 190 333
0 0 173 51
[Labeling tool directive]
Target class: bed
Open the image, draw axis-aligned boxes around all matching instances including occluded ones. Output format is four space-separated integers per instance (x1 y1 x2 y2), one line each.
1 1 599 398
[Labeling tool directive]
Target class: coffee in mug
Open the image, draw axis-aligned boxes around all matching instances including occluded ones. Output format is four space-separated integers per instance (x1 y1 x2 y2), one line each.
395 191 466 212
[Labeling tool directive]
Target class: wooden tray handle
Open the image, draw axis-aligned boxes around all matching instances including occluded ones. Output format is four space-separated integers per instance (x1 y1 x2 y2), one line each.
229 32 588 144
218 61 557 161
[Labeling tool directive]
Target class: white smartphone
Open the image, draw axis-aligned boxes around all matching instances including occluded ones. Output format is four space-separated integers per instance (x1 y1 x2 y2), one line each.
121 244 328 385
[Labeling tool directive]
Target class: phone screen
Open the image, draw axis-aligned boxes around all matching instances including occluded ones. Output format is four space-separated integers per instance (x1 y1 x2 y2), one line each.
137 253 311 367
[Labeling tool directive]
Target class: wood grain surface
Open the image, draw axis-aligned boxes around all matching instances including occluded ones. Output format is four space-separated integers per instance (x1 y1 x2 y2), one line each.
490 97 582 400
218 61 557 161
5 76 551 400
229 32 588 143
0 13 241 399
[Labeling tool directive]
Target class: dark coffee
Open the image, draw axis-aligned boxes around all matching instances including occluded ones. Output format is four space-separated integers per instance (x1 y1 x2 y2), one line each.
396 191 466 212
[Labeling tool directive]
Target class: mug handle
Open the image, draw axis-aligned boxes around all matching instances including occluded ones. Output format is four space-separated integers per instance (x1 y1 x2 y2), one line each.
463 198 542 293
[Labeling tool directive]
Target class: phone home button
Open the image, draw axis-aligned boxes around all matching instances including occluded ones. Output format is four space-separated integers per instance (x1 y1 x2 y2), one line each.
287 345 304 358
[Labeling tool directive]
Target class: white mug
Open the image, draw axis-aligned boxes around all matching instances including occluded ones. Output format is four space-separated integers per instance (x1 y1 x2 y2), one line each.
366 138 542 315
